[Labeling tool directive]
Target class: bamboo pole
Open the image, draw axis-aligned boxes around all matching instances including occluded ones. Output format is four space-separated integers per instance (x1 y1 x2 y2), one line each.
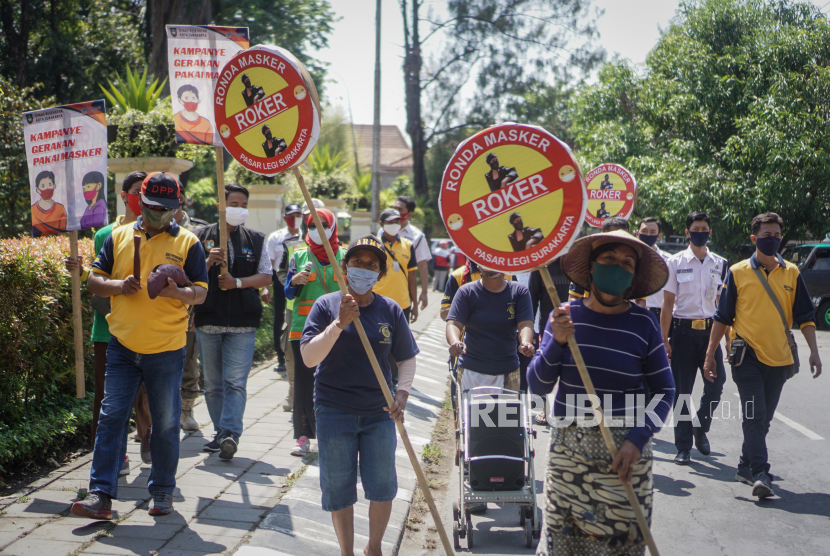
538 268 659 556
69 231 85 398
292 167 454 555
215 146 230 289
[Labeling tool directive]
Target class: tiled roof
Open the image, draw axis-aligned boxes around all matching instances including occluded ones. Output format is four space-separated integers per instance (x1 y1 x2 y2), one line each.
352 124 413 170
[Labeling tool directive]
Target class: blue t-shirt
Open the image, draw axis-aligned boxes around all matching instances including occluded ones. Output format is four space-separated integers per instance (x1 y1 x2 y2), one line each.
302 292 420 415
447 280 533 375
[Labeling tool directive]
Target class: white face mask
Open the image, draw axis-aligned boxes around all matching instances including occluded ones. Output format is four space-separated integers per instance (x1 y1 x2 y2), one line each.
225 206 248 226
382 223 401 236
308 226 333 245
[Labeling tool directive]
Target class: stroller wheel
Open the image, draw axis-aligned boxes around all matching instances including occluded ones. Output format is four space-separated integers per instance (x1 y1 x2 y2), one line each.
466 509 474 548
453 501 460 522
453 522 461 549
519 505 525 526
525 519 533 548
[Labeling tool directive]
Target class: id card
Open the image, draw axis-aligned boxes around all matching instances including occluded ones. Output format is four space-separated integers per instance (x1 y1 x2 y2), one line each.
393 260 401 272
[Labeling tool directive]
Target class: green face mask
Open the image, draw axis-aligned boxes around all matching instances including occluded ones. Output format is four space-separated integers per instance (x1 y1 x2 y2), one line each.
591 261 634 297
141 206 176 230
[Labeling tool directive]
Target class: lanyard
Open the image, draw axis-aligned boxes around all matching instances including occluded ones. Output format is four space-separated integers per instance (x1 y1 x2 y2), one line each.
310 251 333 293
383 239 405 274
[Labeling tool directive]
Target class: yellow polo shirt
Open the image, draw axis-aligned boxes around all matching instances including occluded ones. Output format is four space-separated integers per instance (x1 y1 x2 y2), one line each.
92 218 208 354
714 254 815 367
373 235 416 310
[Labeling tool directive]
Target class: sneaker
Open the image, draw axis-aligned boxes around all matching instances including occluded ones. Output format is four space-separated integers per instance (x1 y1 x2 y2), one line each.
282 396 293 412
140 427 152 464
219 433 238 461
203 434 221 453
181 409 199 431
119 455 130 476
274 358 286 373
148 492 174 515
752 472 774 499
291 436 310 457
70 492 112 520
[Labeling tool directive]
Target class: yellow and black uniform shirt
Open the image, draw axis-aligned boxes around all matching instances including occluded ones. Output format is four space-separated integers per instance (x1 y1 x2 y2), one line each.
92 217 209 355
714 253 815 367
373 235 417 310
442 266 481 312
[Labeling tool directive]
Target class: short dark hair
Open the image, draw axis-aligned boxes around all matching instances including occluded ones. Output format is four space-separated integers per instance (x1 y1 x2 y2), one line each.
686 211 710 229
122 171 146 193
638 217 661 233
225 183 249 199
177 84 199 99
397 195 415 213
602 217 629 233
82 171 104 186
35 170 55 188
751 212 784 236
343 248 388 279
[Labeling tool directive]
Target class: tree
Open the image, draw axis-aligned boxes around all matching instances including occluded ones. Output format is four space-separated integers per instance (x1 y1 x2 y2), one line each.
570 0 830 257
399 0 604 235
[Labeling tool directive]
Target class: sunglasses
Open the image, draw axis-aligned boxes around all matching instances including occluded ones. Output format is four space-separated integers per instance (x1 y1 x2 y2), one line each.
141 201 173 212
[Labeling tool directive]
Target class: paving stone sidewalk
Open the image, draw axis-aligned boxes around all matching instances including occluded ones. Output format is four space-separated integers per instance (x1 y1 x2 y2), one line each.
0 291 450 556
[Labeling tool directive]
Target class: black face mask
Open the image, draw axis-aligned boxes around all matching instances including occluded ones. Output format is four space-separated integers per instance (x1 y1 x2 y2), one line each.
639 234 659 247
689 231 709 247
489 161 499 169
265 131 272 140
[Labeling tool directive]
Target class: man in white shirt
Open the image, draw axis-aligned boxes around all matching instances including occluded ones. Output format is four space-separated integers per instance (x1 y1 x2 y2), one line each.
636 217 670 320
661 211 728 465
264 203 302 373
394 195 431 311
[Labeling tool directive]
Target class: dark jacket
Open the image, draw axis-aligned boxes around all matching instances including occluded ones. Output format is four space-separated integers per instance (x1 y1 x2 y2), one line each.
508 227 543 252
485 166 518 191
194 223 266 328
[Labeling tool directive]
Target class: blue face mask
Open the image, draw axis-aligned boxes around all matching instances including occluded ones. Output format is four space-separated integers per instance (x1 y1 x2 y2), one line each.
346 266 379 294
755 236 781 257
688 231 709 247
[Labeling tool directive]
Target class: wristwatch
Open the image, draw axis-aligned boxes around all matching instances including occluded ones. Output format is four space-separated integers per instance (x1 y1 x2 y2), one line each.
236 278 242 289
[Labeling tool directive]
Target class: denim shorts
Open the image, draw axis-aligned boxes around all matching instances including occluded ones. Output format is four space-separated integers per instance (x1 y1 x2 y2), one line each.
314 404 398 512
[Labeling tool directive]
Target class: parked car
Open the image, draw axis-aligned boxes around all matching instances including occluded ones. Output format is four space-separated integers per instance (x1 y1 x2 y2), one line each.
781 243 830 329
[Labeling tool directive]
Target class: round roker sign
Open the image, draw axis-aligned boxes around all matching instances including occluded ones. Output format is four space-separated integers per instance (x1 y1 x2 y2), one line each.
439 123 587 274
583 163 637 228
214 45 321 176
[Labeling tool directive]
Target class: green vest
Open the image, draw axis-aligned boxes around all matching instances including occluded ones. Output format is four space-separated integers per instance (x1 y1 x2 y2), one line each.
288 246 345 341
283 238 306 311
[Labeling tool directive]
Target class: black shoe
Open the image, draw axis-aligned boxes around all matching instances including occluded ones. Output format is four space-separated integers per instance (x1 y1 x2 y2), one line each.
674 451 691 465
219 433 238 461
203 434 221 453
752 472 774 499
738 466 775 485
693 430 711 456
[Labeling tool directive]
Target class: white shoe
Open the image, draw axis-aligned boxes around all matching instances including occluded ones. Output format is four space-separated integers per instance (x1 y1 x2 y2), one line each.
282 396 293 412
291 436 310 457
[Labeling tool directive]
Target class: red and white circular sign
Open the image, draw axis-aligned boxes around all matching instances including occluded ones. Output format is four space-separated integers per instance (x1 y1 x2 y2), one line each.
583 164 637 228
439 123 587 274
213 45 320 176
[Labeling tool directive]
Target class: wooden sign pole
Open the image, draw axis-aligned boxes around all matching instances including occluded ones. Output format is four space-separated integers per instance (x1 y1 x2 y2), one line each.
215 147 230 288
292 168 454 555
538 267 659 556
69 231 85 399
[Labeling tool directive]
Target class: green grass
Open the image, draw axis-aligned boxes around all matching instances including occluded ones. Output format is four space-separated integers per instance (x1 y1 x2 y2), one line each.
421 443 443 466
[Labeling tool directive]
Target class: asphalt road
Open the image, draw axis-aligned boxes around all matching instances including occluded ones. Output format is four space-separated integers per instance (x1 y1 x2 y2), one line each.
413 331 830 556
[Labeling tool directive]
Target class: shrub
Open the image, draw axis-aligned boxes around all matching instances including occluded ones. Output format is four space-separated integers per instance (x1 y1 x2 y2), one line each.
0 236 96 472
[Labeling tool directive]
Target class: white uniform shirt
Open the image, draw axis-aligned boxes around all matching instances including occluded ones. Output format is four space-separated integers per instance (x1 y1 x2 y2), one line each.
399 223 431 264
664 247 728 319
265 227 297 272
646 247 670 309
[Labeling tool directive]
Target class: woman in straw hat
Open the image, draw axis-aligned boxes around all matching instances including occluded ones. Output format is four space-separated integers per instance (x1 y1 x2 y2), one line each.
527 230 676 556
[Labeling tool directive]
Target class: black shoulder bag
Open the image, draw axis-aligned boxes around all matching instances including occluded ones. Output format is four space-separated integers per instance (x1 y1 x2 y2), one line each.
752 268 799 379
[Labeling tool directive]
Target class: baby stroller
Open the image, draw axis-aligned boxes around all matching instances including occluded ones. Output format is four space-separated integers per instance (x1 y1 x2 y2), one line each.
451 369 539 549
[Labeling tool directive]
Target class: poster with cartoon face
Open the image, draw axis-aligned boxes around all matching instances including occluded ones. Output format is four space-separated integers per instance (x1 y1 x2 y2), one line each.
213 45 321 176
167 25 250 146
583 164 637 228
439 123 587 273
23 101 108 237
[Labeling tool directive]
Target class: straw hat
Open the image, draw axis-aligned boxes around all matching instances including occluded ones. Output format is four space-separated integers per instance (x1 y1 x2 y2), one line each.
561 230 669 299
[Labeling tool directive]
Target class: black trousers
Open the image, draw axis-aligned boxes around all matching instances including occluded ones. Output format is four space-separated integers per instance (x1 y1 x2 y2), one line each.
272 274 286 360
291 340 316 439
732 347 788 476
670 326 726 452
